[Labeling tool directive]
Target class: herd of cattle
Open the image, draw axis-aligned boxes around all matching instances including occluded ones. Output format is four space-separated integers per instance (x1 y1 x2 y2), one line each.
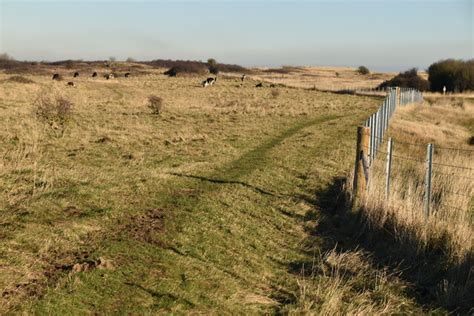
51 71 272 88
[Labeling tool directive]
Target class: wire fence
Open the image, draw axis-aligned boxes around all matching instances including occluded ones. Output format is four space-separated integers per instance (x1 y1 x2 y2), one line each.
353 87 473 219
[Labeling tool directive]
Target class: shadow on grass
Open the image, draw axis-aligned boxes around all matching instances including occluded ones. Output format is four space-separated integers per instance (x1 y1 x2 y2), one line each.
291 176 473 313
167 172 282 197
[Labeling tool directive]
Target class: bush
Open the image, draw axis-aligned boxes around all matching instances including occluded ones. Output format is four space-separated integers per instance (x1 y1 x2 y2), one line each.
163 63 207 77
208 65 219 75
35 92 74 136
148 95 163 115
378 68 430 91
357 66 370 75
207 58 219 75
428 59 474 93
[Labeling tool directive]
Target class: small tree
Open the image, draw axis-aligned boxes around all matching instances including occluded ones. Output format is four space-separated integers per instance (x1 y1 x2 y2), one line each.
109 56 116 62
126 57 136 62
357 66 370 75
207 58 219 75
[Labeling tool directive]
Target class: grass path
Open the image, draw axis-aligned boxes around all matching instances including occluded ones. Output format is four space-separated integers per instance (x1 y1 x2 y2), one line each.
23 110 431 314
1 74 437 313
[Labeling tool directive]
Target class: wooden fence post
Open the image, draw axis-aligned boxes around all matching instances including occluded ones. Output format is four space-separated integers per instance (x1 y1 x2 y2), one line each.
424 143 433 218
385 138 393 200
353 126 370 208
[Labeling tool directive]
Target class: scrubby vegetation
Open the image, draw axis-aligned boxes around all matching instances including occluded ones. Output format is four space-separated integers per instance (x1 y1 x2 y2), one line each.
428 59 474 93
149 59 247 76
34 90 74 136
378 68 430 91
357 66 370 75
147 95 163 115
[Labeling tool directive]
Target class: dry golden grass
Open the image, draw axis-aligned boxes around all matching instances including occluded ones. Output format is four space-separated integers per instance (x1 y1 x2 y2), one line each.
0 66 466 314
353 98 473 309
230 66 398 91
0 69 390 314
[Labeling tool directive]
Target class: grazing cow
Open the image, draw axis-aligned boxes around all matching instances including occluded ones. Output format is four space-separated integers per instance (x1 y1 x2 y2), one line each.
52 73 60 80
104 74 111 80
206 76 217 86
92 72 98 77
256 83 263 88
201 80 210 87
124 72 130 78
67 81 75 87
73 72 79 78
241 74 246 82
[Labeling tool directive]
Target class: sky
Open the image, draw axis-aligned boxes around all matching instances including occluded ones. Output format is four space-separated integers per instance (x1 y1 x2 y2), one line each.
0 0 472 71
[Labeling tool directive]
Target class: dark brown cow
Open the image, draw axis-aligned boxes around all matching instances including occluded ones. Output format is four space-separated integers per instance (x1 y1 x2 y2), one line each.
124 72 130 78
67 82 75 87
52 73 61 80
73 72 79 78
92 72 98 77
255 83 263 88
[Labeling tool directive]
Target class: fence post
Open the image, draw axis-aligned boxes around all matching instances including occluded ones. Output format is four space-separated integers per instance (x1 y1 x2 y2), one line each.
396 87 400 107
385 138 393 200
353 126 371 208
424 143 433 217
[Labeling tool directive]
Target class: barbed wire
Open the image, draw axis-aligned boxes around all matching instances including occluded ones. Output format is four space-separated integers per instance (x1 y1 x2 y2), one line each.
435 202 472 213
370 135 474 153
435 145 474 153
432 170 474 181
438 189 473 199
432 161 474 172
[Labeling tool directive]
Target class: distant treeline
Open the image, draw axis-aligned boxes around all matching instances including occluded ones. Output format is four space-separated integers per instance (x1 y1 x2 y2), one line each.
0 56 249 76
379 59 474 92
144 59 248 76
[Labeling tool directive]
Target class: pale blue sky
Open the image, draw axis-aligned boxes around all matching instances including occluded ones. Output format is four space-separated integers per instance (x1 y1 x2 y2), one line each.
0 0 472 71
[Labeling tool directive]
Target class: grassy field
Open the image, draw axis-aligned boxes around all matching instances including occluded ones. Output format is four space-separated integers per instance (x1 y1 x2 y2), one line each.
243 66 399 91
358 98 474 311
0 67 469 314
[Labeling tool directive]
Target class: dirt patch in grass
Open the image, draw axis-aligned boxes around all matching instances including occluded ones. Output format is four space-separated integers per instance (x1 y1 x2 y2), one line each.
120 208 167 247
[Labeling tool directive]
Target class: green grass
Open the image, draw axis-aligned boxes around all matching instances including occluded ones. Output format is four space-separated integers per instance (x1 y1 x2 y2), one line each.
0 72 446 314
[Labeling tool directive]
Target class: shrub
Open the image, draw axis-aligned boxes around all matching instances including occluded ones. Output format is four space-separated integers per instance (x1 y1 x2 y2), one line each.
207 58 219 75
378 68 430 91
208 64 219 75
357 66 370 75
148 95 163 115
164 63 207 77
6 76 35 84
428 59 474 92
35 92 74 136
